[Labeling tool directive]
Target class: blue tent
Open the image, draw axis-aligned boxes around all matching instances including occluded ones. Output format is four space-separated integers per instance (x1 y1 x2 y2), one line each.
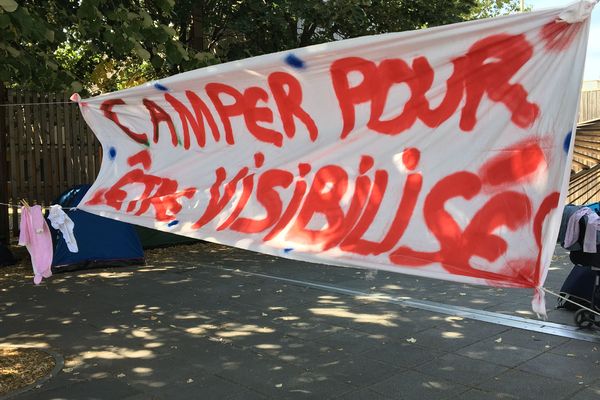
49 185 145 272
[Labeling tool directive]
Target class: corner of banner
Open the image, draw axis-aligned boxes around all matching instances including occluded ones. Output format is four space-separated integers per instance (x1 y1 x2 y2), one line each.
532 286 548 320
558 0 597 24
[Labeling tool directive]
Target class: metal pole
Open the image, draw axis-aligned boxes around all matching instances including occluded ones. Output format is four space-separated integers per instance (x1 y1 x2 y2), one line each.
520 0 525 12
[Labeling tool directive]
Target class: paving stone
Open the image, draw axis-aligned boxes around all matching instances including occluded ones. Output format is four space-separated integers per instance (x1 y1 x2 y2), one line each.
170 340 261 373
18 378 141 400
122 394 164 400
455 337 544 367
476 369 583 400
452 388 517 399
517 352 600 385
549 339 600 360
250 335 349 369
147 374 258 399
568 385 600 400
333 387 394 399
347 309 441 338
213 353 316 397
403 322 507 352
284 372 357 399
275 320 345 341
363 342 444 368
415 353 508 386
312 355 402 387
222 388 270 400
368 370 469 400
314 328 385 354
471 328 570 352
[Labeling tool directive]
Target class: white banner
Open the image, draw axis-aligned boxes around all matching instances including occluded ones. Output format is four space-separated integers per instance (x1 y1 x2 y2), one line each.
77 1 596 314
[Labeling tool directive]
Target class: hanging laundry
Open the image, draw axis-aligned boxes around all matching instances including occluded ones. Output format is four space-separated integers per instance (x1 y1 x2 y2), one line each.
563 207 595 249
48 205 78 253
19 205 53 285
561 205 600 253
582 213 600 253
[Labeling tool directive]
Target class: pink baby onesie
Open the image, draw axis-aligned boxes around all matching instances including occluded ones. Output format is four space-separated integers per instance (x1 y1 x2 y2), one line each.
19 205 53 284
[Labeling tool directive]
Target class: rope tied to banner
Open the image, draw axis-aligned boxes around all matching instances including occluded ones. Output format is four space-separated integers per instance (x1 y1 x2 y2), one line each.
542 286 600 317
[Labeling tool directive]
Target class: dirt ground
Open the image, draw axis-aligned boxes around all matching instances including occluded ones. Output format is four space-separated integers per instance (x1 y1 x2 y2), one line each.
0 347 55 396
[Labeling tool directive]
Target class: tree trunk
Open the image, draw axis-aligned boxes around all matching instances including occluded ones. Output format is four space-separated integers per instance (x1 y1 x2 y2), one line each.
190 1 206 52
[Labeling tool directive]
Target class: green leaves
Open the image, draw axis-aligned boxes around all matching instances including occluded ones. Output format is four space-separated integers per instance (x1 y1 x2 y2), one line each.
2 0 511 94
134 44 151 61
0 0 18 13
0 13 10 28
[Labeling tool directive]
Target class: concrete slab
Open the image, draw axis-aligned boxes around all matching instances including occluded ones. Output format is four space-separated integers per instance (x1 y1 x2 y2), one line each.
414 353 509 386
475 369 584 400
368 369 469 399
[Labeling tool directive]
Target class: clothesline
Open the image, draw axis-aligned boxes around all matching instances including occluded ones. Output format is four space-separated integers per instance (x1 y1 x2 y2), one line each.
0 101 75 107
0 201 78 211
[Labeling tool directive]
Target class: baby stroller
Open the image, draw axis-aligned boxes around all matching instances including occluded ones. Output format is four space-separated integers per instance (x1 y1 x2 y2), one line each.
565 250 600 328
558 204 600 329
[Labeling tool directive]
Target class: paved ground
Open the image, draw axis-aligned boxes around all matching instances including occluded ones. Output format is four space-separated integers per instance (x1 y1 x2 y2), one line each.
1 242 599 400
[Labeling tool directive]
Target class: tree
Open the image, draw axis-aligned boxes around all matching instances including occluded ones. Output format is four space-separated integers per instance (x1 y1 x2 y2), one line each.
0 0 74 90
175 0 483 62
0 0 217 93
0 0 525 94
470 0 526 19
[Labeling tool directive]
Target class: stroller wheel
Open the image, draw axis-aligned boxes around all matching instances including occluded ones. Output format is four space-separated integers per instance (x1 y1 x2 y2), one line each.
575 309 595 329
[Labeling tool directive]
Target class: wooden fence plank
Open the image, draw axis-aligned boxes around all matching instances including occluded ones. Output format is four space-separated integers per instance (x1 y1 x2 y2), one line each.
85 118 95 183
73 104 82 184
63 92 74 188
77 109 88 183
41 95 52 204
15 92 25 207
23 92 35 203
7 90 20 234
0 84 9 242
48 93 59 199
56 99 65 195
580 90 600 122
32 92 43 204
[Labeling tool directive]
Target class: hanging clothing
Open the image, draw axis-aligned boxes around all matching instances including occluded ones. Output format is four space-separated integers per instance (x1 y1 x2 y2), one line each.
563 207 594 249
582 212 600 253
48 205 78 253
562 206 600 253
558 205 582 251
19 205 53 285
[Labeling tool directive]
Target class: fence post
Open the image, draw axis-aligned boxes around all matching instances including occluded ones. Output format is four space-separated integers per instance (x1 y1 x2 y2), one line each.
0 83 9 243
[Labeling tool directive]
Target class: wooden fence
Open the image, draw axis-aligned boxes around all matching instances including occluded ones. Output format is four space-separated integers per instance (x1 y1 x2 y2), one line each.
0 87 101 242
580 90 600 122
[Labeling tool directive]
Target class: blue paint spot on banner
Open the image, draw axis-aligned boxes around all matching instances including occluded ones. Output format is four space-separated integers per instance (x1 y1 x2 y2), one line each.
167 220 179 227
154 82 169 91
563 131 572 153
283 247 294 253
109 147 117 160
285 54 305 69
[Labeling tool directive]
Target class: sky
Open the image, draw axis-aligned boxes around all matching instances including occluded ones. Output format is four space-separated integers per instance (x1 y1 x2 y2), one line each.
527 0 599 80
